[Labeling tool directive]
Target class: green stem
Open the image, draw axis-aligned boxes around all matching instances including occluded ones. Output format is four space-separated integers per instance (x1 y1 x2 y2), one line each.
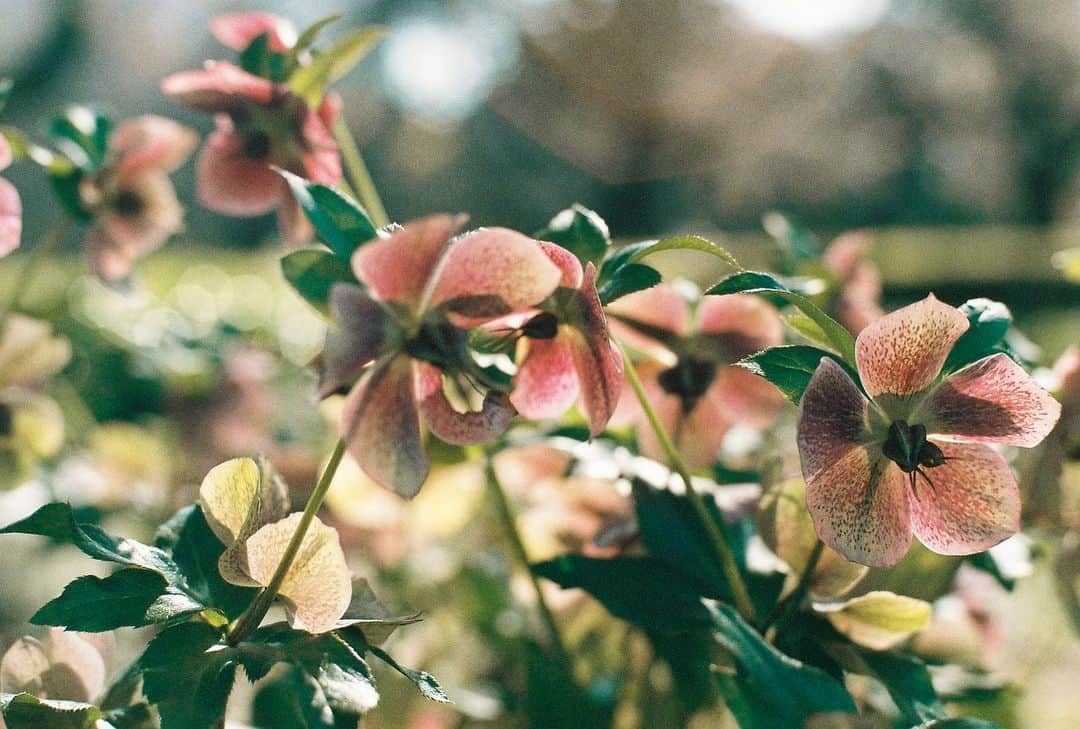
485 461 574 670
330 117 389 228
0 220 71 330
614 338 757 623
227 439 348 645
762 538 825 640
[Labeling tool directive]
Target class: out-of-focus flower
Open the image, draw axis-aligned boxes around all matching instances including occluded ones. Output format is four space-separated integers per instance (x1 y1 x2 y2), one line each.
318 215 561 497
821 230 882 333
210 12 298 53
161 59 341 244
200 456 351 633
912 564 1008 670
507 243 622 436
798 295 1061 567
0 629 107 702
608 284 785 468
0 135 20 257
77 115 197 279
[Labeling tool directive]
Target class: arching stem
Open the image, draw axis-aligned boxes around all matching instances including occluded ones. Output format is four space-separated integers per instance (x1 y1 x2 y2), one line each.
330 117 389 228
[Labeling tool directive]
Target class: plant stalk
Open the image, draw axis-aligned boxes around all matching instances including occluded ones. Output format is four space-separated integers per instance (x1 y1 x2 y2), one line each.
227 439 348 645
330 117 389 228
614 338 757 623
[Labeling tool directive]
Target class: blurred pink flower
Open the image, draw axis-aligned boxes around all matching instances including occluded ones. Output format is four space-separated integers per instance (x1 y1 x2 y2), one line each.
209 12 298 53
0 135 21 257
608 284 785 468
160 60 342 244
508 242 622 436
78 115 197 279
822 230 883 333
798 295 1062 567
319 215 562 497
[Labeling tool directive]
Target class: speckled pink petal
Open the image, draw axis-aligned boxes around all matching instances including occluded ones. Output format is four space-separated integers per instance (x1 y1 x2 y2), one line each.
907 440 1020 556
805 446 912 568
111 115 198 178
0 176 21 258
299 110 341 186
797 357 873 480
537 240 585 288
318 284 391 398
919 353 1062 448
352 214 465 308
606 283 692 338
568 263 623 436
708 365 786 430
160 61 274 112
510 336 580 420
855 294 969 398
416 362 516 445
196 127 283 216
341 356 427 498
427 228 562 323
696 293 783 353
210 12 298 53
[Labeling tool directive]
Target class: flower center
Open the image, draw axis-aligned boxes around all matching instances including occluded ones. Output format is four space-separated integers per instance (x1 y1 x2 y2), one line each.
112 188 145 218
242 131 273 160
657 356 715 412
881 420 945 473
522 312 559 340
404 320 463 370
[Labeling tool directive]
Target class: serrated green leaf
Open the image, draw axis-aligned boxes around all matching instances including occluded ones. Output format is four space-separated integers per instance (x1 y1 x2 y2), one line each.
281 248 359 314
280 170 378 260
367 644 450 704
783 312 832 347
855 649 945 724
630 234 740 270
30 568 182 631
533 554 711 632
707 272 856 365
736 345 855 404
138 622 236 729
534 204 610 268
1 692 103 729
709 602 856 727
314 657 380 715
289 26 386 106
942 298 1012 374
597 262 661 304
50 107 111 169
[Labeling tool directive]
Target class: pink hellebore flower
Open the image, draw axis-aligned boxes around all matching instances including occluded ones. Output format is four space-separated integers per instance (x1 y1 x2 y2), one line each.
0 135 21 257
78 116 197 279
161 53 341 244
508 242 623 436
822 230 883 334
798 295 1062 568
608 284 785 468
209 12 298 53
318 214 563 498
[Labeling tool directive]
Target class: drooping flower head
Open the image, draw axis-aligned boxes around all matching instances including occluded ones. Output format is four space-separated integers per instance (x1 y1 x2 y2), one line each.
76 115 197 279
319 215 562 497
0 134 20 257
798 295 1061 567
505 242 623 436
160 13 343 244
608 283 785 467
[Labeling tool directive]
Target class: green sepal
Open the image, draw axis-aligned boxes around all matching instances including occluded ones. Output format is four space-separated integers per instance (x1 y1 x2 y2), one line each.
280 248 359 315
239 33 288 82
736 345 858 404
50 106 111 169
596 262 661 304
280 169 379 260
942 298 1013 374
533 204 610 269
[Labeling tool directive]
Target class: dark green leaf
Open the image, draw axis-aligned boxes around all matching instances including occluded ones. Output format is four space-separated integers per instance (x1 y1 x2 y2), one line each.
762 211 819 271
138 622 236 729
707 272 856 365
336 578 423 646
315 656 380 715
736 345 856 404
281 249 358 313
101 704 154 729
292 668 337 728
280 170 378 260
252 671 310 729
1 693 103 729
709 602 856 727
367 644 450 704
943 298 1012 373
534 204 610 268
0 79 12 113
856 649 945 723
597 263 661 304
649 630 718 713
30 568 187 631
289 26 386 106
50 107 111 169
533 554 711 632
48 168 91 221
524 643 612 729
239 33 287 82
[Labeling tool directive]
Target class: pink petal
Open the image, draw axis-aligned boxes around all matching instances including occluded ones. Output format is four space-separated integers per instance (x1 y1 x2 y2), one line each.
537 240 585 288
805 446 912 568
797 357 874 480
341 355 427 498
416 362 516 445
696 293 784 359
510 336 580 420
835 259 883 334
620 361 690 464
84 226 134 281
567 264 623 436
299 109 341 186
708 365 785 430
907 440 1020 556
210 12 298 53
672 391 732 469
160 61 275 112
606 283 692 338
919 353 1062 448
276 185 314 245
427 228 562 323
0 136 12 171
196 128 283 216
319 285 392 398
352 214 466 308
111 115 198 178
823 230 871 280
0 176 21 258
318 92 343 131
855 294 969 398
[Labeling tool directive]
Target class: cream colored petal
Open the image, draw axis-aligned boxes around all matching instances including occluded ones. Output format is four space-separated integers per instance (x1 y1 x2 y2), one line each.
816 590 932 650
0 636 49 695
0 315 71 389
199 456 289 547
6 389 65 458
42 629 106 702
